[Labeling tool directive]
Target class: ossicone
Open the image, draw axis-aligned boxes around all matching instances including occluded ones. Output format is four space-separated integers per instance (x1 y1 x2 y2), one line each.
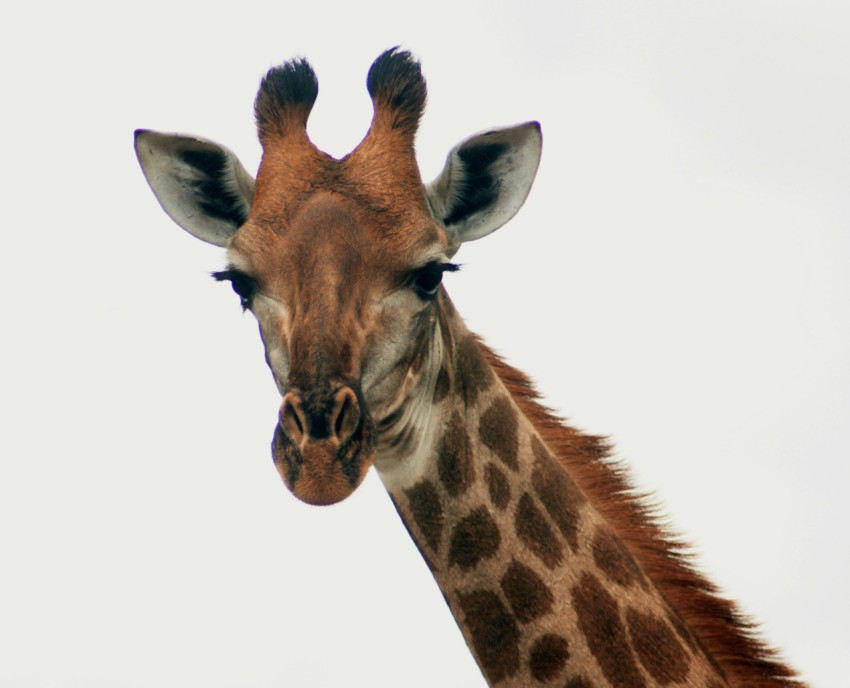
365 47 427 138
255 57 319 141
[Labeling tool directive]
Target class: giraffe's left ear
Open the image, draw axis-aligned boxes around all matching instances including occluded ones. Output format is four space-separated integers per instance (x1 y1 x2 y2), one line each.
425 121 541 251
134 130 255 247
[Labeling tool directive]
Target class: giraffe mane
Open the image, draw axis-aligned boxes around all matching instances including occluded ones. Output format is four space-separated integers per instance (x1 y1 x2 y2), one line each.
476 335 805 688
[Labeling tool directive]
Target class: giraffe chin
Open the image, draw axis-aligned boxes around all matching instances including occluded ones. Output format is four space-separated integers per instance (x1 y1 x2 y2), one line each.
271 423 377 506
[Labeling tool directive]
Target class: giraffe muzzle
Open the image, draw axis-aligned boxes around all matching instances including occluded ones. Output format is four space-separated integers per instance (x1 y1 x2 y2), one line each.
271 384 377 505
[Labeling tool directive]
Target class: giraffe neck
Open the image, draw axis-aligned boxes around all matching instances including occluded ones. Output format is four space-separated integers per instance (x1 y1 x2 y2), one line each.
373 299 726 688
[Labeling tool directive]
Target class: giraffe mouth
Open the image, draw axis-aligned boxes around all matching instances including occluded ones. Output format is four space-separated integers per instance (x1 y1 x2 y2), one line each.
271 384 378 505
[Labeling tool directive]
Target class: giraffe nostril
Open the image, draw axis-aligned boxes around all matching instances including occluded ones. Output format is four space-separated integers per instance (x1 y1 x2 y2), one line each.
280 387 362 445
332 386 361 443
280 392 307 444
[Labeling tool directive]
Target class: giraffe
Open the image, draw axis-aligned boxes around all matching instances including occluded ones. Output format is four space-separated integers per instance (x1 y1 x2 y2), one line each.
135 49 804 687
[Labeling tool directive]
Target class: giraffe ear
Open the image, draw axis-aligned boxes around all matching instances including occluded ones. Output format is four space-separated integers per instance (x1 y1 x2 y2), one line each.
425 121 541 251
134 130 255 247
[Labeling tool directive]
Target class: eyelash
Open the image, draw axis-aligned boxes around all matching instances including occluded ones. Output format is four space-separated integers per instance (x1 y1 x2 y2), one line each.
410 262 459 300
212 269 257 311
211 262 458 308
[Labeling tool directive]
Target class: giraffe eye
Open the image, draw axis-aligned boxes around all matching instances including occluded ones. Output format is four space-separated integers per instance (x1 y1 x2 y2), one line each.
410 262 459 300
212 268 257 310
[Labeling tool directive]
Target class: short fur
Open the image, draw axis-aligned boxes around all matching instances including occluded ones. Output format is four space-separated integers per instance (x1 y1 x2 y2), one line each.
479 338 804 687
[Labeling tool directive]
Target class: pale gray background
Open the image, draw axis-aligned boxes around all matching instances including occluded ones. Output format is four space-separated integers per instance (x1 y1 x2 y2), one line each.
2 2 847 686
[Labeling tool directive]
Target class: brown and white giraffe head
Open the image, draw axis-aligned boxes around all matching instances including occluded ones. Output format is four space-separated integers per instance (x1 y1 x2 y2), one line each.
135 48 541 506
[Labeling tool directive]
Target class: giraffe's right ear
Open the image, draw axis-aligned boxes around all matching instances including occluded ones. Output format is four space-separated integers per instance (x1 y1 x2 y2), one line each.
134 130 255 247
425 121 542 253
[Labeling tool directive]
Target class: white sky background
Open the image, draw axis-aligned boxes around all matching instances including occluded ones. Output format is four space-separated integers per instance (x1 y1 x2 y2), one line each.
1 1 848 686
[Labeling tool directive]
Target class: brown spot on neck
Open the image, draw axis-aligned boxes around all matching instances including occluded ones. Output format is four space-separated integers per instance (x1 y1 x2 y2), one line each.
528 633 570 682
626 608 691 685
592 526 647 590
448 507 501 570
571 573 646 687
403 480 444 556
479 395 519 471
500 559 554 624
531 436 584 552
437 410 475 496
456 589 521 684
455 335 493 405
515 492 564 570
484 462 511 510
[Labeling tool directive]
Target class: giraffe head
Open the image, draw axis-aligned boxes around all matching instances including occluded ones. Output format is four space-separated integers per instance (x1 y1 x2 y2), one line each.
135 49 541 505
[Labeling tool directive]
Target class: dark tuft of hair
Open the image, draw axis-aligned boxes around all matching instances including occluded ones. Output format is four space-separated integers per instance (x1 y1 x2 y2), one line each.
255 58 319 139
444 142 508 226
366 47 427 136
180 149 250 227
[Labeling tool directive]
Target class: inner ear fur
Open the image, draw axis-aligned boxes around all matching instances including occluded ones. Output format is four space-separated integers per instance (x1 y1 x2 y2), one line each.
135 130 255 247
426 121 542 249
